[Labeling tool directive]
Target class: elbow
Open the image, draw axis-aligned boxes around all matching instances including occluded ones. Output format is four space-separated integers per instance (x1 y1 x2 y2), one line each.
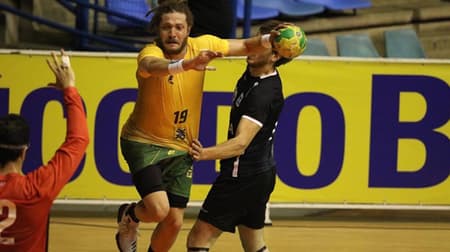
82 135 90 149
137 68 151 78
76 134 90 151
78 129 90 150
234 141 248 156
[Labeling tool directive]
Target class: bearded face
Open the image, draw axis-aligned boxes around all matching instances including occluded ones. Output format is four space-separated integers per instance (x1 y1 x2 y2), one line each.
157 12 190 57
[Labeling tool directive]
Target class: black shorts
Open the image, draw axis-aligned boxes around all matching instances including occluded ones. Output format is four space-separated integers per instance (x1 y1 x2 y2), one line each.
132 163 190 208
198 168 276 233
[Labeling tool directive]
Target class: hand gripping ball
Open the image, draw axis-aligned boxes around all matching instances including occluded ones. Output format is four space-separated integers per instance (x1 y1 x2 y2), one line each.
273 25 307 59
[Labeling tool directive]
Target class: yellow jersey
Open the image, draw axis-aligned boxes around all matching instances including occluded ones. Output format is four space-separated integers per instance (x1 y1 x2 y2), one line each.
121 35 229 151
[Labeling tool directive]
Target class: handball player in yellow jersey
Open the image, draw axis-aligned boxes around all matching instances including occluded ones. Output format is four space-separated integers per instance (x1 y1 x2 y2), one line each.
116 1 279 251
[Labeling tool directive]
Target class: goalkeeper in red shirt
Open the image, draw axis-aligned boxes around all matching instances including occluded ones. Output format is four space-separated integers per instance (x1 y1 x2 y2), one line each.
0 49 89 252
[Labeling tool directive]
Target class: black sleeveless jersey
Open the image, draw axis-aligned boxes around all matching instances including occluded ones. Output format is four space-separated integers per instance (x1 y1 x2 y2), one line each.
220 68 284 177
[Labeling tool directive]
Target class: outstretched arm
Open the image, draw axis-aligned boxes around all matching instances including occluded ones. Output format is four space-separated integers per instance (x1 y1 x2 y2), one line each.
226 29 279 56
138 50 223 77
226 22 297 56
226 36 268 56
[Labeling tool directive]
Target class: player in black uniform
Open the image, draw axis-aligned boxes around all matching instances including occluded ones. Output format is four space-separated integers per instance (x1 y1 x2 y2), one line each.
187 20 293 252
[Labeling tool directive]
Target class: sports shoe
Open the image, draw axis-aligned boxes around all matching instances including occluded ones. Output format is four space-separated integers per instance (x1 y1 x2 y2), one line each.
115 203 139 252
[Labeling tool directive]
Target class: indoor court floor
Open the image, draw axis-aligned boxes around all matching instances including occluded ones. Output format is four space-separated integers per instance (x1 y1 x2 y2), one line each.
48 210 450 252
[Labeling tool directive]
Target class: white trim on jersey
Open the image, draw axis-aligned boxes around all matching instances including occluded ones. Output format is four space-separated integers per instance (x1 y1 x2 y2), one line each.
242 115 263 127
260 70 277 79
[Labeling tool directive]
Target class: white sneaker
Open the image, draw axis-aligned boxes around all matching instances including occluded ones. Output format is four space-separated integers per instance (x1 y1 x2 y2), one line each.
115 203 139 252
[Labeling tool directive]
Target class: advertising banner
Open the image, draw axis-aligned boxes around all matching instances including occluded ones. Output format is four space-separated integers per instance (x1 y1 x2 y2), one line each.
1 51 448 206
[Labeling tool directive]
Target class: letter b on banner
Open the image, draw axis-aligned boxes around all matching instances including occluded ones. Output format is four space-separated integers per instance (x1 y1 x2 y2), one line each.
370 75 450 188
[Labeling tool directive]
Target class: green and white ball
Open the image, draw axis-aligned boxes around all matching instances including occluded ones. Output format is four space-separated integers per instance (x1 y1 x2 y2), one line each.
273 25 307 59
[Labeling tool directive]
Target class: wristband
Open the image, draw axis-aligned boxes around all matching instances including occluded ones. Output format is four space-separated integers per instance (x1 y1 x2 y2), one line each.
261 34 271 48
168 59 184 74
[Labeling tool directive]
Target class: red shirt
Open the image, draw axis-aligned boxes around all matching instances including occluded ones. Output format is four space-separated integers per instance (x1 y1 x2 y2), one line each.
0 87 89 252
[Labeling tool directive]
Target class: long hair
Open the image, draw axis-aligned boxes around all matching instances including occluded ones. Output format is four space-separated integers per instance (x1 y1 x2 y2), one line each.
147 0 194 34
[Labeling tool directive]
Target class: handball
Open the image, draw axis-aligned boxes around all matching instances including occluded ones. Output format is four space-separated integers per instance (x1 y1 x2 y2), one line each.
273 25 307 59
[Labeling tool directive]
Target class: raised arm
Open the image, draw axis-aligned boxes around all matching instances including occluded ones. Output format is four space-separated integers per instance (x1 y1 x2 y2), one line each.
34 49 89 198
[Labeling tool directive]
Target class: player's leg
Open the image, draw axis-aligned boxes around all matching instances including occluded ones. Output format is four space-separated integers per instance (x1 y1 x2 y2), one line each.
237 168 276 252
133 168 170 223
116 164 169 252
187 174 244 251
149 205 185 252
116 140 173 251
187 219 223 251
149 154 193 251
237 226 268 252
119 141 190 223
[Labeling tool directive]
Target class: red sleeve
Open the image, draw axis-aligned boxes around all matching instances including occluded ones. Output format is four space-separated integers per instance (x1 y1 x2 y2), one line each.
26 87 90 199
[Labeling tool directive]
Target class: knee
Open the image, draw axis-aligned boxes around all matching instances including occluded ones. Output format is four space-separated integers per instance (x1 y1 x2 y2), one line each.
139 200 170 222
166 215 184 232
148 203 170 222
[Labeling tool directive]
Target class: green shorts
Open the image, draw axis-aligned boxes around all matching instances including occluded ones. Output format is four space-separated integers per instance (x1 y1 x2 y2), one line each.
120 138 193 199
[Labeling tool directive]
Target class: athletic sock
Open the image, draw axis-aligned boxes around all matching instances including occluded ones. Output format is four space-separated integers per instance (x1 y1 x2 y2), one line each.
187 247 210 251
126 203 140 223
